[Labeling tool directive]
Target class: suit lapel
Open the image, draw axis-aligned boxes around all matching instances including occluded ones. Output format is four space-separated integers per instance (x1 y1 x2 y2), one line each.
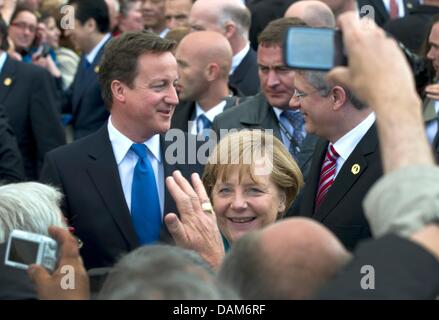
0 57 17 103
229 49 255 85
85 126 139 248
238 94 282 140
313 125 379 222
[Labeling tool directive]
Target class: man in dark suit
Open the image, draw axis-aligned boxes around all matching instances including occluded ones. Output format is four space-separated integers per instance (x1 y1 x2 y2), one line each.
290 68 381 250
41 31 203 270
63 0 112 140
171 31 241 134
357 0 419 27
0 102 25 182
189 0 260 96
212 18 318 183
0 17 65 180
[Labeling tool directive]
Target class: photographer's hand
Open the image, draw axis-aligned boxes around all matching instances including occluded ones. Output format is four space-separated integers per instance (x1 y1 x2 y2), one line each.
327 12 432 173
27 226 90 300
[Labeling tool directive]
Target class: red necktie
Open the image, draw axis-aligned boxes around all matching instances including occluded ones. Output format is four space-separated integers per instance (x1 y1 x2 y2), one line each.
389 0 399 19
315 144 339 211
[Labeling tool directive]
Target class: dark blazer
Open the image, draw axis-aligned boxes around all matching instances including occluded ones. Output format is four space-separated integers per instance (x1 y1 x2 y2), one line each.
63 38 111 140
0 243 36 299
40 125 204 269
317 234 439 299
0 56 65 180
0 103 25 182
212 93 318 181
229 48 260 96
384 5 439 53
357 0 419 27
299 124 382 250
171 96 242 132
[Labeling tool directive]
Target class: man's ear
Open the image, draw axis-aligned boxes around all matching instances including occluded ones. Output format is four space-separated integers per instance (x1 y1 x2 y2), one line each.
331 86 347 111
205 63 220 82
223 21 236 40
111 80 126 103
85 18 97 32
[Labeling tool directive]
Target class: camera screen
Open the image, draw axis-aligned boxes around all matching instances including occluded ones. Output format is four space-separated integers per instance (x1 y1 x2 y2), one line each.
9 238 39 265
284 28 344 70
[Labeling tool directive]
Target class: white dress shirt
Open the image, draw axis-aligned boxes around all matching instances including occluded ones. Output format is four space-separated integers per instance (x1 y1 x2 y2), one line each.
332 113 376 177
107 117 164 215
230 43 250 75
86 33 111 65
189 100 227 135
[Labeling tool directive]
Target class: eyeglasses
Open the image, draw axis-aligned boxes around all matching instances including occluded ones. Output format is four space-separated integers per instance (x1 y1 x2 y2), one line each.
292 88 325 102
10 22 37 33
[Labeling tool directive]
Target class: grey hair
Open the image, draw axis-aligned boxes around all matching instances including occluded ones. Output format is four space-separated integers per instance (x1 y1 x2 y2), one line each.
218 4 251 39
0 182 66 243
99 244 239 299
300 70 367 110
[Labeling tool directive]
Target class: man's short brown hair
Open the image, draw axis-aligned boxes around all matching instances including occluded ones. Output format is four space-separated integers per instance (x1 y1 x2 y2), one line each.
99 31 175 109
258 17 306 47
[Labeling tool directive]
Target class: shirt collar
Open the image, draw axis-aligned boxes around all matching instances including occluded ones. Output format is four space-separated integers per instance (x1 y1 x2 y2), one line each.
0 52 8 74
272 107 302 121
195 100 227 123
230 42 250 75
107 116 161 164
86 33 111 65
332 112 376 162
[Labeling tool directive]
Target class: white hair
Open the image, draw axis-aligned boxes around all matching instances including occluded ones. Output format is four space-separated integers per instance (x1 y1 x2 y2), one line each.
0 182 66 243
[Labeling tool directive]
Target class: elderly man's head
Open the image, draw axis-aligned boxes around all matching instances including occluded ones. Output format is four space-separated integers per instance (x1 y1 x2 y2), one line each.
218 217 351 299
0 182 66 243
189 0 250 54
284 0 335 27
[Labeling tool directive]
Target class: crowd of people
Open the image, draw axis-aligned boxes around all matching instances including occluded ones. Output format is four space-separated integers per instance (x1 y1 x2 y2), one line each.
1 0 439 300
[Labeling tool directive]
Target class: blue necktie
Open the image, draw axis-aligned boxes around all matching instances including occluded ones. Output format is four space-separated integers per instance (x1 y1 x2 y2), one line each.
197 114 212 138
280 110 305 158
130 143 162 245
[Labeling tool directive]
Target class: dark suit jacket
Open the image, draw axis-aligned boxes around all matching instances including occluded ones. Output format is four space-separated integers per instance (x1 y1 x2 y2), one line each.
299 125 382 250
0 102 25 182
63 38 111 140
229 48 260 96
384 5 439 53
0 56 65 180
0 243 36 299
317 234 439 299
357 0 419 27
212 93 318 181
40 125 203 269
171 96 242 132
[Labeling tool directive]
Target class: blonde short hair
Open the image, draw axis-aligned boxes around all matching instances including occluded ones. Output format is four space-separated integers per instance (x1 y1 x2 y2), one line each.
202 130 303 216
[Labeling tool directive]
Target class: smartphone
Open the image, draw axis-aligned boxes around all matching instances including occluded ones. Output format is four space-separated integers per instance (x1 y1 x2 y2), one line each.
283 27 347 71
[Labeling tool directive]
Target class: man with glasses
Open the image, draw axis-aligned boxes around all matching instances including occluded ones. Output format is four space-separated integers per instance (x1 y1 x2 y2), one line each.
289 66 382 251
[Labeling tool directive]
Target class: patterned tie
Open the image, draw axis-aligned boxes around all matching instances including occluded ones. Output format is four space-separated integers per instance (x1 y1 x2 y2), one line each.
280 110 305 158
130 143 162 245
315 144 340 211
197 114 212 138
389 0 399 19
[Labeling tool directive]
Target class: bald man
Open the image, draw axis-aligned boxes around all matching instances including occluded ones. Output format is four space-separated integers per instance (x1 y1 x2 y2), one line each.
319 0 357 18
285 0 336 27
189 0 260 96
171 31 240 135
218 217 351 299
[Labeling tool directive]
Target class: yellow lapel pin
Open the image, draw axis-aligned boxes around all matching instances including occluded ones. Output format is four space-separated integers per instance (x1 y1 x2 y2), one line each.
94 65 100 73
4 78 12 86
351 164 361 175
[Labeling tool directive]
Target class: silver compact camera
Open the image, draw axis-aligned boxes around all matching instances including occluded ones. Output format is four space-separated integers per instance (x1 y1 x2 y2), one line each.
4 230 58 272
